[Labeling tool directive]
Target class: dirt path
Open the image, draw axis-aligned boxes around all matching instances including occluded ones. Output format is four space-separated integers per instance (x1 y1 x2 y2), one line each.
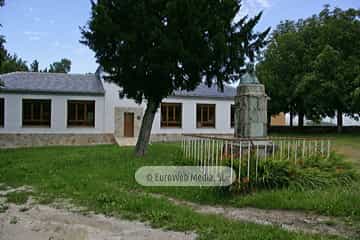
153 194 359 239
0 187 196 240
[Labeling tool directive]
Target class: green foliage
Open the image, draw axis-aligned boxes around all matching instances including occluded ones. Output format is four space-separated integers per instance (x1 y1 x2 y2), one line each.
257 6 360 127
223 153 357 193
81 0 270 154
5 191 31 205
0 139 359 229
81 0 269 104
0 53 29 73
30 59 39 72
47 58 71 73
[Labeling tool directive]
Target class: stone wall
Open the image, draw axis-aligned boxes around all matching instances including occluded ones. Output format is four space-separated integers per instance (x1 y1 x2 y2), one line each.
150 133 233 143
0 134 116 148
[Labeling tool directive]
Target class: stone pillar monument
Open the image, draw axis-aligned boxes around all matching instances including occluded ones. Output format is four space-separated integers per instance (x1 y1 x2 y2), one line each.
235 72 268 138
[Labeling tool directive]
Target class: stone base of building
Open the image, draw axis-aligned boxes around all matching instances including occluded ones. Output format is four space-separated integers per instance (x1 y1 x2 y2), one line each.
150 134 183 143
150 134 234 143
0 134 116 148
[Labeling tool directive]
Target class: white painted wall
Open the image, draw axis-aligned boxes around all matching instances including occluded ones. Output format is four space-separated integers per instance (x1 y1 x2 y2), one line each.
152 97 234 134
103 81 145 133
0 81 235 135
0 93 105 134
103 81 235 135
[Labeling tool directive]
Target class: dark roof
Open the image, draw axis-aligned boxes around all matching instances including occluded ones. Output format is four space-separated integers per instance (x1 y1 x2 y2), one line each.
0 72 105 95
173 83 236 99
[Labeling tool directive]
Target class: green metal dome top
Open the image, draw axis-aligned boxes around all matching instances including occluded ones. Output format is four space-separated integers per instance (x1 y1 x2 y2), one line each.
239 72 260 84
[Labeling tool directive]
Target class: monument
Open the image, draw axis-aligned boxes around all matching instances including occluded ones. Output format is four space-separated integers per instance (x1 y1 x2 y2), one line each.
234 71 268 138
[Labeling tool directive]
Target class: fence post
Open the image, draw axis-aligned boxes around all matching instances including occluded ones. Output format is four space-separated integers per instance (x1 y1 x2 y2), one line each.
224 140 228 158
302 139 305 159
230 141 234 182
220 140 224 162
212 139 215 167
194 138 197 164
287 140 290 161
256 143 259 182
247 142 251 181
185 137 189 159
239 142 242 186
208 139 211 167
264 143 267 162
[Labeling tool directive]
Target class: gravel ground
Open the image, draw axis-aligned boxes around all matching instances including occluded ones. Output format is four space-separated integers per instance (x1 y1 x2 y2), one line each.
0 186 196 240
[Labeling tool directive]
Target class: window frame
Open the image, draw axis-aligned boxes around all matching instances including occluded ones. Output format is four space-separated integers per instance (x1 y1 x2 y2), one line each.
160 102 182 128
67 100 95 128
0 98 4 127
22 99 51 127
231 104 235 128
196 104 216 128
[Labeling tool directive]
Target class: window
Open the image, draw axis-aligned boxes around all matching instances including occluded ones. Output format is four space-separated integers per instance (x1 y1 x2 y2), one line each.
196 104 216 128
161 103 182 128
0 98 4 127
22 99 51 127
67 100 95 127
231 104 235 128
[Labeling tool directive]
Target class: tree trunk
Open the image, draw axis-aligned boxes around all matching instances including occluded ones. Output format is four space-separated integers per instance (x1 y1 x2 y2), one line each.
135 99 159 156
289 112 293 127
337 110 343 133
298 112 305 127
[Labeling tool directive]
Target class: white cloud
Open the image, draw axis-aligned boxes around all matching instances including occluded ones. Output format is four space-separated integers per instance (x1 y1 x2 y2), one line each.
29 36 41 41
239 0 271 17
24 31 44 41
257 0 270 8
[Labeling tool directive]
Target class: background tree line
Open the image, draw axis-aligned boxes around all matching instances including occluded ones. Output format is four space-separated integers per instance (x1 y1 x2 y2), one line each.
257 5 360 132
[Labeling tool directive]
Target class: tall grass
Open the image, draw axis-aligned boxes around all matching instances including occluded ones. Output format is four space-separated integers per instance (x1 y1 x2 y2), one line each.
222 153 358 193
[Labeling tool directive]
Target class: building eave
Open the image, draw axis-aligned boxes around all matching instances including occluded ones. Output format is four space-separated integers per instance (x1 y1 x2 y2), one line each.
169 95 235 101
0 89 105 96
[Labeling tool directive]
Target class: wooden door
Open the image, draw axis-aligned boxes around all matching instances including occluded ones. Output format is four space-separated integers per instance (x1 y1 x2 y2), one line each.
124 112 134 137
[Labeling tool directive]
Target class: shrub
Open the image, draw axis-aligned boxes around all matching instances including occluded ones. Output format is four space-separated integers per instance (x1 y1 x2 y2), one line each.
222 153 358 193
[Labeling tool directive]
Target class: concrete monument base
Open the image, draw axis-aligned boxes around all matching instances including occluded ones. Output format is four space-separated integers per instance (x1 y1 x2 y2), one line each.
235 84 268 138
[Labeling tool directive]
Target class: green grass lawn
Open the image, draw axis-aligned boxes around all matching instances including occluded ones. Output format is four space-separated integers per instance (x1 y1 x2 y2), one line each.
0 134 359 239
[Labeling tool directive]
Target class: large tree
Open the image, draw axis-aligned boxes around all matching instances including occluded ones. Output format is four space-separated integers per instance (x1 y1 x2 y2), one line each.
81 0 269 156
257 6 360 131
257 20 307 126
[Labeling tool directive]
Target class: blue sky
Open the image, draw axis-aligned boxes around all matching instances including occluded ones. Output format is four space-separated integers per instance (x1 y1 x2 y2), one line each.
0 0 359 73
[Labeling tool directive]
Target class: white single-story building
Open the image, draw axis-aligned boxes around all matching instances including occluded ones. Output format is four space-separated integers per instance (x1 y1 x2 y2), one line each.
0 71 241 148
